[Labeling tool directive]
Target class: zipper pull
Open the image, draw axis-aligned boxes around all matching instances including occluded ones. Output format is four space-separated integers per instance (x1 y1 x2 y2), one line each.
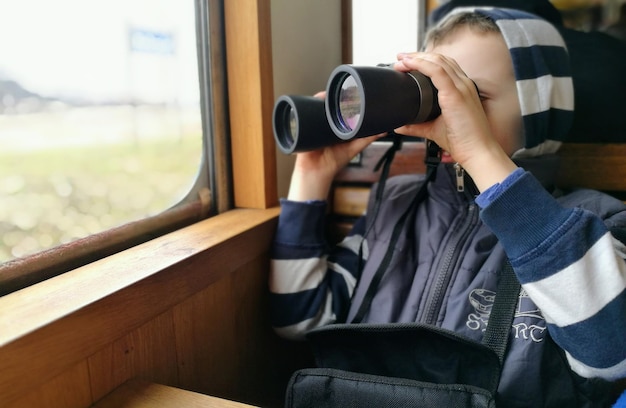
454 163 465 192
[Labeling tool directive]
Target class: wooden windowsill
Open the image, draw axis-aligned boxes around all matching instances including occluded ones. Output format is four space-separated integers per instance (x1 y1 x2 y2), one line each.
0 207 279 347
92 379 258 408
0 207 280 406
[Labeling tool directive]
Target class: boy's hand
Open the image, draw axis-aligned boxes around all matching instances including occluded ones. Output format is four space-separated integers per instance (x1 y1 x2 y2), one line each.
392 52 517 192
287 92 383 202
392 52 492 166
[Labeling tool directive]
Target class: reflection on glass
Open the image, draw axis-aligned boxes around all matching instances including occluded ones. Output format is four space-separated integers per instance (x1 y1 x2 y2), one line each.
338 75 361 131
288 107 297 144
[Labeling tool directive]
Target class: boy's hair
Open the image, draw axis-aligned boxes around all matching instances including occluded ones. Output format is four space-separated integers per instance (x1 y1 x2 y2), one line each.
428 8 574 158
426 12 500 47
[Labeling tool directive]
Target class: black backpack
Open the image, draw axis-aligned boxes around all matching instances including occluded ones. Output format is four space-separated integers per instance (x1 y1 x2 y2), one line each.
284 262 520 408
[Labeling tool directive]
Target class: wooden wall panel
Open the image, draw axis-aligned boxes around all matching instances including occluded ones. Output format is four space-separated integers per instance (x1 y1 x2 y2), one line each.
173 254 308 408
556 143 626 194
0 211 312 408
88 311 179 403
0 209 279 407
174 269 241 398
7 361 92 408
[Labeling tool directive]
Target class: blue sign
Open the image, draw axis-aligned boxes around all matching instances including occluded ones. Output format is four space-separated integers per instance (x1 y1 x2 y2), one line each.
129 28 176 55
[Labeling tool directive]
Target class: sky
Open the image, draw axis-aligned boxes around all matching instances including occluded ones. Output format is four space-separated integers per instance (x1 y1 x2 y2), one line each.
0 0 199 104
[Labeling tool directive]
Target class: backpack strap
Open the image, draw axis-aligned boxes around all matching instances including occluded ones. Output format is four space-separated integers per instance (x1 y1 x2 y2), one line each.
352 139 441 323
482 260 521 364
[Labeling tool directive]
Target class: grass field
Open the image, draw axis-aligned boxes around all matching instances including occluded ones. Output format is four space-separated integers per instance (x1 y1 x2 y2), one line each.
0 106 203 263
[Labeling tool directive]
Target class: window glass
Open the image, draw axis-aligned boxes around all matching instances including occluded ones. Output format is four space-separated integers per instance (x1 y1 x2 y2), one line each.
351 0 420 65
552 0 623 32
0 0 203 263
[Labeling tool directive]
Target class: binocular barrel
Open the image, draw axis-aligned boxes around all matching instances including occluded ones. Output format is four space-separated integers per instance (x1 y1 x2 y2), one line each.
273 95 342 154
273 64 441 154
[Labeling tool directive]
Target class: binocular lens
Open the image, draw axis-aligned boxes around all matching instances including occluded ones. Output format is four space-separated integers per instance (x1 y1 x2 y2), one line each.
272 95 342 154
338 75 361 132
274 98 296 151
326 65 441 140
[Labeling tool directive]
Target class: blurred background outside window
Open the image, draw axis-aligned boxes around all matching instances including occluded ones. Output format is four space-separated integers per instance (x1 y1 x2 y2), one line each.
0 0 203 263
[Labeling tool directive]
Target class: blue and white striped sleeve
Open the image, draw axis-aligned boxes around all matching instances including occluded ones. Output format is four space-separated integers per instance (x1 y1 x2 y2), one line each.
269 199 367 340
478 170 626 381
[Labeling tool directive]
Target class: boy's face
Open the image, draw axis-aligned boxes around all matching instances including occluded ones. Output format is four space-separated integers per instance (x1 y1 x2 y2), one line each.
426 27 524 156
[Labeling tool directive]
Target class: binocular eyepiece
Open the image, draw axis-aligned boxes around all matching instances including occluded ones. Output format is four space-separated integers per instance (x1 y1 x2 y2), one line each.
273 64 441 154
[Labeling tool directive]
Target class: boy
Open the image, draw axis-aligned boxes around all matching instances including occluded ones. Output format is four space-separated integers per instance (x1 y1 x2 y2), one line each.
270 7 626 407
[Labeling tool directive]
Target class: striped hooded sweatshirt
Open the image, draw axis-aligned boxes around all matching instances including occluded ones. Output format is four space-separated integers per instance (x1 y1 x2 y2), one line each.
270 8 626 407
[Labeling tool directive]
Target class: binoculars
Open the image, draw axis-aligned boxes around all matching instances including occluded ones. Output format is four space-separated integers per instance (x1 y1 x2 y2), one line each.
273 64 441 154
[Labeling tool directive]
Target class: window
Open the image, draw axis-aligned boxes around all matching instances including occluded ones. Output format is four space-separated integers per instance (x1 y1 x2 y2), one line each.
553 0 623 32
0 0 224 291
350 0 425 65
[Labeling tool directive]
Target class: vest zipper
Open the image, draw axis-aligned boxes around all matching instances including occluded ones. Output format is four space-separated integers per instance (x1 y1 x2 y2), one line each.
422 167 479 325
454 163 465 192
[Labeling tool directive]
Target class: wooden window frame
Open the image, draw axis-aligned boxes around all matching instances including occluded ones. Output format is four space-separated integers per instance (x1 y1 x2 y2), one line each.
0 0 242 294
225 0 277 209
